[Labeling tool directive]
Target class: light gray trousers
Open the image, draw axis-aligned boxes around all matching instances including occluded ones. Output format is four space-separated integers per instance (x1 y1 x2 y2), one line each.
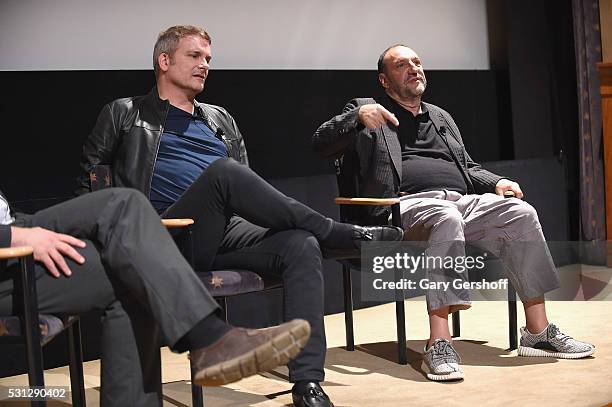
399 190 560 312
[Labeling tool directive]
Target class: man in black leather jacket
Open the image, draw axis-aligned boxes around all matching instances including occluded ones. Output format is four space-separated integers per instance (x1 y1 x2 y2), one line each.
77 25 402 407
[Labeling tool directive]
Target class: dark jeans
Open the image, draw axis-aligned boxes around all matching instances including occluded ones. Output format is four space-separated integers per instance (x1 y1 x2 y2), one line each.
0 189 218 406
163 157 332 382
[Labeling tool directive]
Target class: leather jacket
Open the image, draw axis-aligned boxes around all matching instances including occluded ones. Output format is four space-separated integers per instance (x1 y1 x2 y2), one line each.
76 87 249 196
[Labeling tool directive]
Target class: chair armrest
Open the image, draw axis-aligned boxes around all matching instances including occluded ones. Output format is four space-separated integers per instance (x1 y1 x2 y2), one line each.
0 246 33 260
161 218 195 229
334 197 400 206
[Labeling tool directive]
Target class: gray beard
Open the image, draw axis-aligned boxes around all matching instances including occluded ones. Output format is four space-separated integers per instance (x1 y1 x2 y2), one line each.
398 79 427 99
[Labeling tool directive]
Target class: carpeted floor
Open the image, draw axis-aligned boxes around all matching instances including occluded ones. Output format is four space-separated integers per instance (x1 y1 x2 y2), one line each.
1 265 611 406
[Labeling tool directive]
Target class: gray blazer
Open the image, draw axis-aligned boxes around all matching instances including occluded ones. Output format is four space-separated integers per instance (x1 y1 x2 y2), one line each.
312 98 504 222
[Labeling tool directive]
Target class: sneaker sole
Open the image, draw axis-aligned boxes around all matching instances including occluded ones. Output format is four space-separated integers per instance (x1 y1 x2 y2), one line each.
426 371 465 381
193 320 311 386
518 345 594 359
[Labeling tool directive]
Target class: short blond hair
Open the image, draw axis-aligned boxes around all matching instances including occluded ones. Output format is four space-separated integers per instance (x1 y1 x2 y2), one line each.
153 25 211 75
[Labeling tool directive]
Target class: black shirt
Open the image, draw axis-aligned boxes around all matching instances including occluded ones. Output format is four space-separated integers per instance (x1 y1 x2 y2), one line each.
384 97 468 194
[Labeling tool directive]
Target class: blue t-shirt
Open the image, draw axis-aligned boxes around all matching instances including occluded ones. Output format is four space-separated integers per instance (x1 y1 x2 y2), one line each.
150 105 228 213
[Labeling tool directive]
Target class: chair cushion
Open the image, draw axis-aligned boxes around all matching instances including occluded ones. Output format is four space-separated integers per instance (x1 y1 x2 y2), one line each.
0 314 76 345
198 270 265 297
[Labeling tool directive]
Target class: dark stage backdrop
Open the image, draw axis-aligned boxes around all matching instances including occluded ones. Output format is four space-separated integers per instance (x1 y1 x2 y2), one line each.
0 69 507 201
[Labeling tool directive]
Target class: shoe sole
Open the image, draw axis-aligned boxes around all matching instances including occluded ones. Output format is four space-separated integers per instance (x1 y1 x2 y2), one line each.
518 345 594 359
193 320 311 386
426 371 465 381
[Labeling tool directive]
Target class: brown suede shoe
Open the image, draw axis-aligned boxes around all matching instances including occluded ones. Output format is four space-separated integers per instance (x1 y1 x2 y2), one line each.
190 319 311 386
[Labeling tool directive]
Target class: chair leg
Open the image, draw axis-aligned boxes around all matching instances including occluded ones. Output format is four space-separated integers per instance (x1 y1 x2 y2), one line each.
508 284 518 350
192 295 227 406
342 264 355 351
451 311 461 337
68 320 86 407
24 330 46 407
218 297 229 323
18 255 46 407
391 203 408 364
187 295 225 403
190 359 204 407
181 225 205 406
395 300 407 365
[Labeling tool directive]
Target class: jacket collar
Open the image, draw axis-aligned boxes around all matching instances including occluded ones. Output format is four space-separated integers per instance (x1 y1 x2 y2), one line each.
144 86 169 125
145 87 224 137
146 86 210 115
422 102 447 136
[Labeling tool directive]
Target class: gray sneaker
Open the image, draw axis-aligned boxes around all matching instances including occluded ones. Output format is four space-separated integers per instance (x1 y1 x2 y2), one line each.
518 323 595 359
423 339 464 381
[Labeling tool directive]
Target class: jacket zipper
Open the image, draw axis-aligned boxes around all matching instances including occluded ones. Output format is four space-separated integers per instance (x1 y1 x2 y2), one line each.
148 104 169 196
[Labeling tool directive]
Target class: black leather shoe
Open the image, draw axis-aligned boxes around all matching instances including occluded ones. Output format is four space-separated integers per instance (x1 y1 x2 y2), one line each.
352 225 404 247
322 225 404 259
292 382 335 407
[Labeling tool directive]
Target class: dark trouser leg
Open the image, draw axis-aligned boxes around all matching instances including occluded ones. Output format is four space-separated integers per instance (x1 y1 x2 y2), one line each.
213 218 326 382
100 298 162 407
0 244 162 407
460 194 561 300
163 157 333 270
24 188 218 344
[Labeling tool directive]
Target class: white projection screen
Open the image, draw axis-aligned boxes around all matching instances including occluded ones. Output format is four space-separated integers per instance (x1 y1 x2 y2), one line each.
0 0 489 71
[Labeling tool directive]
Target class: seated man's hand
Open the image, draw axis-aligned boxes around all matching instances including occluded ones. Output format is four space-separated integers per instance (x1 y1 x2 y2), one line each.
10 226 86 278
358 104 399 129
495 178 524 199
